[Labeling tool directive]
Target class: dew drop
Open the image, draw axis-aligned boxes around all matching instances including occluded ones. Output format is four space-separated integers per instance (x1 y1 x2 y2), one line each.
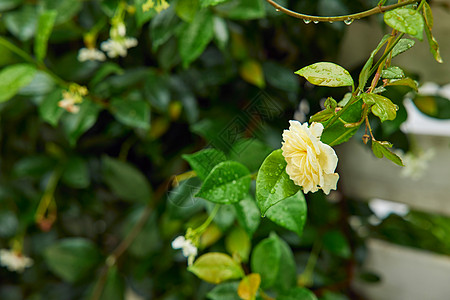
329 21 334 24
313 20 319 24
275 8 280 12
303 19 311 24
344 18 354 25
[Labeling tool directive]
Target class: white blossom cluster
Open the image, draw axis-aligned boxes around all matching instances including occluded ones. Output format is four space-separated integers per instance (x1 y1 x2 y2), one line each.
172 236 198 266
0 249 33 273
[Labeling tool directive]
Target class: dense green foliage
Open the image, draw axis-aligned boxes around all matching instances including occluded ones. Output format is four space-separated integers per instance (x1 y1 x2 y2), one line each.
1 0 449 299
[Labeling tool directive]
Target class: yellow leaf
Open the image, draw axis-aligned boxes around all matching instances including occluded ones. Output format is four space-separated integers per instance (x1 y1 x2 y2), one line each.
238 273 261 300
239 60 265 88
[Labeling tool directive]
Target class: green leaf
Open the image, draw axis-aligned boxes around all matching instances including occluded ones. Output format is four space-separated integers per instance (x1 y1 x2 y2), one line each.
256 149 300 215
196 161 251 204
384 8 424 41
263 61 299 93
295 62 354 88
391 38 415 58
278 287 318 300
13 155 56 178
216 0 265 20
19 70 55 96
358 56 373 92
0 0 23 12
321 97 363 146
251 233 296 290
200 0 229 7
38 88 64 126
175 0 200 22
102 156 153 203
207 282 241 300
40 0 83 25
34 10 57 62
362 93 398 122
90 63 124 88
99 266 125 300
43 238 101 283
358 35 390 91
381 66 404 79
265 191 307 236
61 156 89 189
144 71 171 113
323 230 351 259
225 226 251 262
422 2 433 29
3 5 38 41
188 252 244 284
61 100 100 145
371 140 404 166
228 139 272 172
250 234 280 288
233 196 261 236
0 211 19 239
239 60 265 88
385 78 418 92
0 64 37 103
413 95 450 119
110 98 151 130
134 0 156 27
150 7 180 52
178 9 214 67
424 25 443 63
182 148 227 181
122 207 161 257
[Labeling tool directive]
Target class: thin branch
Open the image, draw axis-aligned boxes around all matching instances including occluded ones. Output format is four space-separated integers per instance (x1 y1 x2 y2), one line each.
265 0 418 22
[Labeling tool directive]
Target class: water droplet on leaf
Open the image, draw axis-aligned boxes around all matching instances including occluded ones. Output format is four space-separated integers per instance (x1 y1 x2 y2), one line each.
313 20 319 24
303 19 311 24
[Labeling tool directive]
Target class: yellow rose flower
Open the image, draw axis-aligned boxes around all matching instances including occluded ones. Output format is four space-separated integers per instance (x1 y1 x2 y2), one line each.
281 120 339 194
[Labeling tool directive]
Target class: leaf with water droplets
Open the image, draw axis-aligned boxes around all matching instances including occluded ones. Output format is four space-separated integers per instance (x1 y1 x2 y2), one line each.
362 93 398 122
196 161 251 204
256 150 299 215
295 62 354 89
371 140 404 166
265 191 307 236
381 66 404 79
391 38 415 58
384 8 424 41
182 148 227 181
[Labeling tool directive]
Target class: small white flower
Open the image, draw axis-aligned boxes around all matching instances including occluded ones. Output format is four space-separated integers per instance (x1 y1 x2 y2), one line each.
117 23 127 37
101 39 128 58
77 48 106 62
282 121 339 194
124 37 138 49
101 37 138 58
0 249 33 273
172 236 198 265
58 91 81 114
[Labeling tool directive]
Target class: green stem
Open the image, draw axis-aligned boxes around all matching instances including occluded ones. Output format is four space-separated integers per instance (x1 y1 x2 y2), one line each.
0 36 69 88
0 36 36 64
368 33 405 77
265 0 418 22
35 169 62 223
195 204 220 235
298 239 322 287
